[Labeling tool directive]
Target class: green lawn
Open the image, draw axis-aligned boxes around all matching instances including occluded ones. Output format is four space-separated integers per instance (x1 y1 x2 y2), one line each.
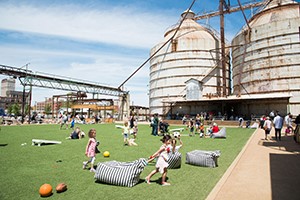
0 123 254 200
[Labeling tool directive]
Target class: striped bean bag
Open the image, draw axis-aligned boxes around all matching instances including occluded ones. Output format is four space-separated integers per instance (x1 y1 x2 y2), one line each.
167 151 182 169
94 158 147 187
186 150 221 168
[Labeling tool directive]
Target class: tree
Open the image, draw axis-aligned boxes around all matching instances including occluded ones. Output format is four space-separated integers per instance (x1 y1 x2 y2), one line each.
7 103 21 116
25 104 30 115
44 104 52 115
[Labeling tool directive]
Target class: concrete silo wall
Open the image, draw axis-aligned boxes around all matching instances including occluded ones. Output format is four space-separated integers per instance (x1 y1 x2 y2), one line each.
232 2 300 114
149 11 230 115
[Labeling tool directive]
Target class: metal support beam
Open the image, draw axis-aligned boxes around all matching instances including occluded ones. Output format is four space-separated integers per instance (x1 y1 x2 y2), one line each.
194 1 264 20
0 64 127 97
220 0 227 97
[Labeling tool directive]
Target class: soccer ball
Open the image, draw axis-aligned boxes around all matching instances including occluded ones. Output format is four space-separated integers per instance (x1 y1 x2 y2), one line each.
173 132 180 138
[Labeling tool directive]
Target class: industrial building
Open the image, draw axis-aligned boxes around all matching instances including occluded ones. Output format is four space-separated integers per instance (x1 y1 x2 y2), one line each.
149 0 300 119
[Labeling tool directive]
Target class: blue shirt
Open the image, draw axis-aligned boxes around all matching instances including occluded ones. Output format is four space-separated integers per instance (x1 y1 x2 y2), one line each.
273 115 283 129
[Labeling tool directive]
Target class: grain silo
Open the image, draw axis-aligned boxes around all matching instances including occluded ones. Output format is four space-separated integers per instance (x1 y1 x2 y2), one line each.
231 0 300 115
149 10 230 115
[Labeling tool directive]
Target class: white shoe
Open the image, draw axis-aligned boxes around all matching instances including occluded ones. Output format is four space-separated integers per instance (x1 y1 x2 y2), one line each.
82 161 87 169
90 168 96 173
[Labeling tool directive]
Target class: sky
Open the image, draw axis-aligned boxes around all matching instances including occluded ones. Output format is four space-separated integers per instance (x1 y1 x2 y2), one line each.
1 0 297 107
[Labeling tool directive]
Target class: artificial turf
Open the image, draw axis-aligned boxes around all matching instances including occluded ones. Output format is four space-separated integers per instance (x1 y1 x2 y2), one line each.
0 123 254 200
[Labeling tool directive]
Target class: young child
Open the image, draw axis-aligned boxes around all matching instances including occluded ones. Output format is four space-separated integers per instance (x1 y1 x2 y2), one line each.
122 121 130 145
67 126 82 139
199 123 205 138
145 135 172 186
132 121 138 139
83 128 97 172
188 119 195 137
69 115 75 130
170 135 183 153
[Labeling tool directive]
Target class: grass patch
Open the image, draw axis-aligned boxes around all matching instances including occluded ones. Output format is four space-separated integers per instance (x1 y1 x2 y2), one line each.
0 123 254 200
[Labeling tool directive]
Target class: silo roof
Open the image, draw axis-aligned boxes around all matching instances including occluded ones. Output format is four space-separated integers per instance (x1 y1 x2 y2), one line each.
237 0 299 33
163 10 217 40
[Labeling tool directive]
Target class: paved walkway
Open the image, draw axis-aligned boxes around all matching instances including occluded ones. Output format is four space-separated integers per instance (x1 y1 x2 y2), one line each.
206 128 300 200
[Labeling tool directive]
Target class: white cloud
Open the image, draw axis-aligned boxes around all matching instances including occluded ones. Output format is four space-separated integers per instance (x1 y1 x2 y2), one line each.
0 2 180 107
0 3 176 49
0 44 150 106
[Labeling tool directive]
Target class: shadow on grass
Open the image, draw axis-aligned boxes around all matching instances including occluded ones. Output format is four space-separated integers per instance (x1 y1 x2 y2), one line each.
0 143 8 147
94 179 147 187
32 143 61 147
94 176 170 187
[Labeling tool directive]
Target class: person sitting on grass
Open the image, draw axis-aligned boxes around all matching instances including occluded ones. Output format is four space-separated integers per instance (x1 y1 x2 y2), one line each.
210 123 220 138
67 127 84 139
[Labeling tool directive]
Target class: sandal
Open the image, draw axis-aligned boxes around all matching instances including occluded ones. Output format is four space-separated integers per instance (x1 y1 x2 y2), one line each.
162 182 171 186
145 177 151 184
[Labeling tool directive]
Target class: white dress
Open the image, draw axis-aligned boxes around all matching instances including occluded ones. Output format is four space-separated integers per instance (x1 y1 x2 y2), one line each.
155 145 169 174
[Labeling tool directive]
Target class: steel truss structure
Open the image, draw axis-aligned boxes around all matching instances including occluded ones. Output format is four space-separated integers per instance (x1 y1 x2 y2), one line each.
0 64 127 97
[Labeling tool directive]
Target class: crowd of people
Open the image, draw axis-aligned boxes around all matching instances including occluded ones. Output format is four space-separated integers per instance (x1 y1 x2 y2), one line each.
259 111 300 142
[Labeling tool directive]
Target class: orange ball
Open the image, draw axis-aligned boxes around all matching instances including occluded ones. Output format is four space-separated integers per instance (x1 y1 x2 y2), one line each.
39 183 53 197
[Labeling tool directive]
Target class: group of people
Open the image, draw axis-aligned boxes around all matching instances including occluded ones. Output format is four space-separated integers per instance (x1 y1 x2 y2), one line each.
261 111 298 141
59 113 103 130
186 117 219 138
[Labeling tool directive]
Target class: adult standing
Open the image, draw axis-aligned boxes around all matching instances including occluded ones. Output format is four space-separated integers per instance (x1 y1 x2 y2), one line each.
294 114 300 143
269 110 275 120
151 114 159 136
263 117 272 140
273 112 284 141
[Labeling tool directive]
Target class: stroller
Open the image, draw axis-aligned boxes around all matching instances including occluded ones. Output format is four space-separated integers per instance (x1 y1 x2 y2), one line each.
159 121 169 135
246 120 251 128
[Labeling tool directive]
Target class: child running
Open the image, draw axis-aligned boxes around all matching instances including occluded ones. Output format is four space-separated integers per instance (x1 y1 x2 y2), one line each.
83 128 97 172
145 135 172 186
69 115 75 130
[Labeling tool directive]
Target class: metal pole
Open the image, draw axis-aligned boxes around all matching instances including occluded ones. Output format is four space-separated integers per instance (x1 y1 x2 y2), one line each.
219 0 227 97
21 85 26 123
28 85 32 124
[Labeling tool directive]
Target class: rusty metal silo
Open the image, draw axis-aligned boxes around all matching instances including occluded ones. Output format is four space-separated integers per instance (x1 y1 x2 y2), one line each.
149 10 230 115
232 0 300 113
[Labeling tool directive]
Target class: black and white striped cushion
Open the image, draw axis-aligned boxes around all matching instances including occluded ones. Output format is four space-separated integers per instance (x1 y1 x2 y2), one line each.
94 158 147 187
167 152 182 169
186 150 221 168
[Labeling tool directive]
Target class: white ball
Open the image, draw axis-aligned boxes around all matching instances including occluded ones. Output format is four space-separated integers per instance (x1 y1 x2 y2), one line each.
173 132 180 138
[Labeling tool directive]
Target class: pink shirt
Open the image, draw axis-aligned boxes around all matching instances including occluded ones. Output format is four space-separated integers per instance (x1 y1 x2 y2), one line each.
85 138 96 157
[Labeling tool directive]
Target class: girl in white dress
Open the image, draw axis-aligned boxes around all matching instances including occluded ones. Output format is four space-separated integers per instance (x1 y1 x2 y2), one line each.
145 135 172 186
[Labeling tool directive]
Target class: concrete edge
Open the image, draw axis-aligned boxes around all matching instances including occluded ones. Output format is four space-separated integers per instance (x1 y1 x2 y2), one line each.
205 128 259 200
